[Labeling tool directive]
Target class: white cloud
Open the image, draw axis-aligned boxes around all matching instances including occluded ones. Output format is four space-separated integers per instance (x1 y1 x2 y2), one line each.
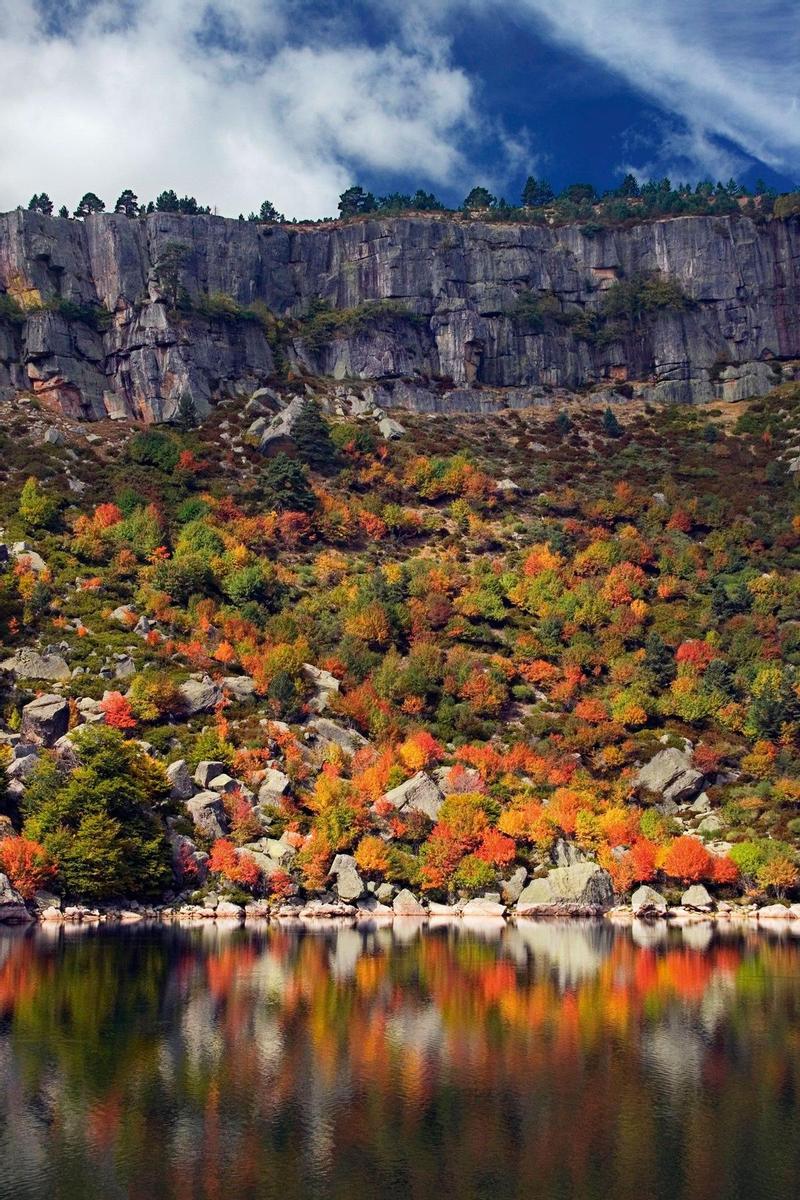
501 0 800 179
0 0 479 218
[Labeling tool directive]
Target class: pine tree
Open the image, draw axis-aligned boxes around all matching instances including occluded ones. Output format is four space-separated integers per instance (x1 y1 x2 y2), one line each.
261 452 316 512
602 406 624 438
292 399 336 472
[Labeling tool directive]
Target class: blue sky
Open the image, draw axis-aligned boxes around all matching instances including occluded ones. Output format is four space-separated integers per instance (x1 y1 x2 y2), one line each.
0 0 797 217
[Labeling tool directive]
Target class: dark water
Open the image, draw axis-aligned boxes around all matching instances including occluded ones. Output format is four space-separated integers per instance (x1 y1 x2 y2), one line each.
1 921 799 1200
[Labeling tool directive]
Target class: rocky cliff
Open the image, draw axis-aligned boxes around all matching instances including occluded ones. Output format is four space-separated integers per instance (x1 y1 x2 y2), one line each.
2 207 799 421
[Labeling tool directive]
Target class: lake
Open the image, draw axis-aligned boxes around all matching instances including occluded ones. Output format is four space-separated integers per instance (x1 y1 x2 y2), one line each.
1 920 799 1200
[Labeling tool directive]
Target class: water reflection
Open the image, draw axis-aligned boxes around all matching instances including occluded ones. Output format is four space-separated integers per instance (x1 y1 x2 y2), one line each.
1 921 800 1200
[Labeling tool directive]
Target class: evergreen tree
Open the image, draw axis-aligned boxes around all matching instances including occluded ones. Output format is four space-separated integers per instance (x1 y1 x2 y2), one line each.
176 392 198 431
28 193 53 215
292 399 336 472
74 192 105 218
259 199 284 222
602 406 624 438
521 176 554 207
114 189 139 216
463 186 497 210
261 452 316 512
338 186 378 218
554 410 572 437
58 205 69 218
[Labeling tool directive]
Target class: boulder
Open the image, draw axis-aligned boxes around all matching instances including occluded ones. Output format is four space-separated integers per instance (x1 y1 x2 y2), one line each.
194 760 227 788
168 831 208 884
681 884 714 911
382 771 444 822
110 605 136 625
221 675 256 703
2 647 70 681
208 773 241 794
392 888 426 916
20 693 70 747
378 417 406 440
432 764 483 794
308 716 368 756
0 873 32 923
462 896 506 917
186 791 229 839
500 866 528 905
375 882 395 904
329 854 364 903
216 901 244 920
166 759 195 801
758 903 796 920
517 863 614 912
302 663 341 713
6 753 39 781
179 676 223 716
258 768 290 801
697 814 723 836
635 747 704 805
552 838 587 868
631 886 668 917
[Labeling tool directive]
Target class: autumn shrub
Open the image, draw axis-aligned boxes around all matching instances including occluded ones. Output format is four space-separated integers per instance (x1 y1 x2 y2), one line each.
0 834 56 899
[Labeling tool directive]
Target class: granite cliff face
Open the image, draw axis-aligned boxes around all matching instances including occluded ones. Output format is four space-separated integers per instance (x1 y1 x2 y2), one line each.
1 207 799 421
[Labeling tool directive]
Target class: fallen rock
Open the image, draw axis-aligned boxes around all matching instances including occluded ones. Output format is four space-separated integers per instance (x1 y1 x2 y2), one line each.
186 791 229 839
382 771 444 822
221 675 256 703
631 885 669 917
20 693 70 747
378 416 406 440
302 663 341 713
462 896 506 917
308 716 369 756
2 647 70 681
393 888 426 916
635 747 704 805
517 863 614 913
193 760 227 788
215 901 245 920
500 866 528 905
0 873 32 923
681 884 714 911
329 854 364 903
179 676 223 716
552 838 587 868
758 903 796 920
166 759 195 801
258 768 290 801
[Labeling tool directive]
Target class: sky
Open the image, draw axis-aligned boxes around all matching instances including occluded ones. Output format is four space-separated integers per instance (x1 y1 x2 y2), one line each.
0 0 798 219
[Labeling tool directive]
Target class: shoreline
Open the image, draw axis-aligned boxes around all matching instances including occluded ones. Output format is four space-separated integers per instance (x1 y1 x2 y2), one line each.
5 900 800 929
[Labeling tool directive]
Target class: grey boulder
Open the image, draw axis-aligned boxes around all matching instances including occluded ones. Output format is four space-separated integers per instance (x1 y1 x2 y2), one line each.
382 771 444 822
186 791 229 839
20 693 70 747
631 886 668 917
635 747 704 804
517 863 614 912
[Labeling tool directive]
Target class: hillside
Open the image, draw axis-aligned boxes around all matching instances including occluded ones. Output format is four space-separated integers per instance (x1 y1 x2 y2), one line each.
2 208 800 424
0 373 799 920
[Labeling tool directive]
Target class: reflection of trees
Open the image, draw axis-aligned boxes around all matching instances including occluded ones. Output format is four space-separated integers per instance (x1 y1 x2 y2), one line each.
0 925 798 1199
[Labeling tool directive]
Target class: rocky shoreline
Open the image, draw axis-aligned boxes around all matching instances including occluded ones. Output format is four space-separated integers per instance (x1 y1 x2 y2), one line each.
5 895 800 929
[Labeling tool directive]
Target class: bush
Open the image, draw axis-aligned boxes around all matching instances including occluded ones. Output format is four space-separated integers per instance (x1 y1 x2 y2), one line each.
128 430 180 473
261 452 316 512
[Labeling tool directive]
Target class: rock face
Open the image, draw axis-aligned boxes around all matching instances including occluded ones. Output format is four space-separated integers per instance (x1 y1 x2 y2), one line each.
3 208 800 419
517 863 615 912
2 647 70 681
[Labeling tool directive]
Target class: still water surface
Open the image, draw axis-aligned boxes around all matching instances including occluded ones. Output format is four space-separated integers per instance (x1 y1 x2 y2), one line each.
1 920 799 1200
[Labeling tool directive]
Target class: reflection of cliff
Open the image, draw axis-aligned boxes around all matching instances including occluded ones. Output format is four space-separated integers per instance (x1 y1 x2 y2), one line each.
0 927 798 1199
3 208 800 420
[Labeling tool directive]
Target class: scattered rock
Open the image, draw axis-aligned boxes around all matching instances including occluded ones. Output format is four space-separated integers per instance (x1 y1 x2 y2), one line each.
179 675 222 715
329 854 364 903
166 759 195 801
20 693 70 747
378 416 406 440
308 716 368 756
635 747 704 805
0 873 32 923
193 760 227 788
2 647 70 681
186 791 229 839
302 663 340 713
681 884 714 911
500 866 528 905
393 888 426 916
517 863 615 912
631 886 668 917
462 896 505 917
382 771 444 822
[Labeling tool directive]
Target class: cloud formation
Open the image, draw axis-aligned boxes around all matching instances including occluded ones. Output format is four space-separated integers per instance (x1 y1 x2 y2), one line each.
502 0 800 180
0 0 478 217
